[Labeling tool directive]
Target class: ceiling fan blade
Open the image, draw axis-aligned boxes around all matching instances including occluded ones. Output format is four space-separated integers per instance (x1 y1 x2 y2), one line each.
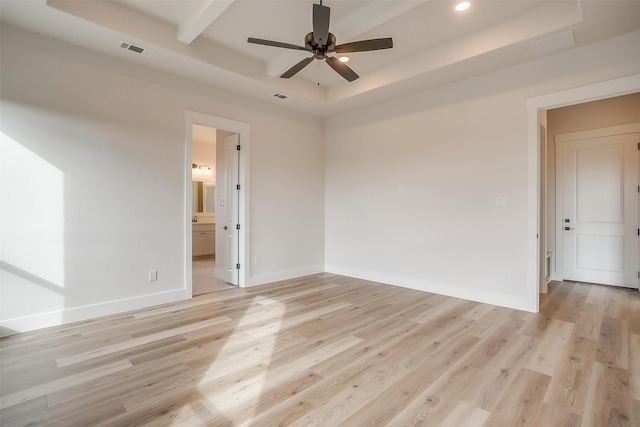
248 37 309 51
333 38 394 53
281 56 315 78
326 56 359 82
312 3 330 47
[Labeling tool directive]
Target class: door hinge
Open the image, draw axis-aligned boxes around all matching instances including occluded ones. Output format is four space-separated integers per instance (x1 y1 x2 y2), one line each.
637 142 640 150
236 184 241 190
236 263 241 270
236 224 241 230
638 271 640 279
637 228 639 236
237 144 241 151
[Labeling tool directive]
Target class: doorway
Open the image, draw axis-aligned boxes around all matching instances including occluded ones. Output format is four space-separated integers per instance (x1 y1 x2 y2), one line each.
527 74 640 312
190 124 237 295
184 111 250 297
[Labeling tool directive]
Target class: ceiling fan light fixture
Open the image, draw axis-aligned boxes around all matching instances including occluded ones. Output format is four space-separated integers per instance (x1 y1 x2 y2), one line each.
247 2 392 82
455 1 471 12
338 56 349 63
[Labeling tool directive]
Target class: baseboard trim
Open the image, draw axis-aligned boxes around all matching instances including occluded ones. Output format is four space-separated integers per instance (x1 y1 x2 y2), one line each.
325 265 535 312
246 265 325 288
0 288 189 337
2 266 535 337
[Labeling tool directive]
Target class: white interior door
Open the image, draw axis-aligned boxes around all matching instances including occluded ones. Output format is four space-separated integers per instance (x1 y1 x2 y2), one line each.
561 132 639 288
217 133 240 285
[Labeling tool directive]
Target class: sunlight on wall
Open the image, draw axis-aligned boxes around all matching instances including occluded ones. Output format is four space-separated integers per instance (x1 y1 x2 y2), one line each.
195 296 286 423
1 133 65 322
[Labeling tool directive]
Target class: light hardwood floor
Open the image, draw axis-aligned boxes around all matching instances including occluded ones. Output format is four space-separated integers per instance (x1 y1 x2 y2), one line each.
1 274 638 426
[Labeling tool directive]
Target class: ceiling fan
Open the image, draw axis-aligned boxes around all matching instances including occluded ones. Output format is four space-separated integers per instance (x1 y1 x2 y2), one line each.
247 0 393 82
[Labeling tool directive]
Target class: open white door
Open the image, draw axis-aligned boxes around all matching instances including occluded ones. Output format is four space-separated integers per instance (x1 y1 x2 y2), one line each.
217 133 240 285
561 130 639 288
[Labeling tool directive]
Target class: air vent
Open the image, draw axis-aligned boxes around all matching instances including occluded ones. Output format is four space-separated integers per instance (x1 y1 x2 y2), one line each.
119 41 154 57
273 93 287 100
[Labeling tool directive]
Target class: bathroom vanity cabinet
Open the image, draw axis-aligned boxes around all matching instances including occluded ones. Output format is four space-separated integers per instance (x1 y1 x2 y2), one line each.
192 223 215 257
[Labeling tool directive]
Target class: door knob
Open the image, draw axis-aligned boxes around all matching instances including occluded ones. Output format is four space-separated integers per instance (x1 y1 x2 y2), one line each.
564 226 575 231
223 226 228 230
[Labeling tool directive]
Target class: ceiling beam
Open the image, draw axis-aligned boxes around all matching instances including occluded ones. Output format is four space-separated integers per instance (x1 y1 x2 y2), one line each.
177 0 236 45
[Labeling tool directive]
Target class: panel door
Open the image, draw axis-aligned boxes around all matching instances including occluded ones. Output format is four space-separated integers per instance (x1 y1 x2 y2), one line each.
218 133 239 285
562 132 638 288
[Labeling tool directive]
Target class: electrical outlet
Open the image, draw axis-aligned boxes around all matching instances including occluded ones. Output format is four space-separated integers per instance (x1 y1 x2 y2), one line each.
149 270 158 281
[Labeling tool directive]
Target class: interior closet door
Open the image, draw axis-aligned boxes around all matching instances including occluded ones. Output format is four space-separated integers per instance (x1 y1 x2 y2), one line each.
561 131 638 288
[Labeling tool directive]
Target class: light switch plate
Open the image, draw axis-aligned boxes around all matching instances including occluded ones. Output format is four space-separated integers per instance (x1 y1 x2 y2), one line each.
496 196 508 207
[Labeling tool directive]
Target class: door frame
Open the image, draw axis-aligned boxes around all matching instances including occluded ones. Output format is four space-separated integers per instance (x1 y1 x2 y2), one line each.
539 123 548 294
526 73 640 312
554 123 640 286
184 110 250 296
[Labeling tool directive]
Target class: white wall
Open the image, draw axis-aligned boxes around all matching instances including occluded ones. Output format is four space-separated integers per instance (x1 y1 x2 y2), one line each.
325 30 640 311
0 25 325 335
2 22 637 335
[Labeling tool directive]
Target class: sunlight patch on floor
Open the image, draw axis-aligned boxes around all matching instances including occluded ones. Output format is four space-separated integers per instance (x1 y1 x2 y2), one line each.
193 296 287 423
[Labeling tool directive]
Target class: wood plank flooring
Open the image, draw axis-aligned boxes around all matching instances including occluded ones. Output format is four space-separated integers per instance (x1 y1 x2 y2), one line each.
1 274 638 426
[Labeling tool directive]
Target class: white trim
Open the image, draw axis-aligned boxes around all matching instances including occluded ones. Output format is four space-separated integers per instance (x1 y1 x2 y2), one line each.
527 74 640 312
1 289 187 337
539 123 549 294
554 137 566 282
556 123 640 143
185 110 251 290
185 122 194 296
554 122 640 284
326 266 531 312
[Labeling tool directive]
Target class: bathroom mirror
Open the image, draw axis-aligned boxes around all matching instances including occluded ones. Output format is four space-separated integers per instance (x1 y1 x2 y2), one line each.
192 181 215 213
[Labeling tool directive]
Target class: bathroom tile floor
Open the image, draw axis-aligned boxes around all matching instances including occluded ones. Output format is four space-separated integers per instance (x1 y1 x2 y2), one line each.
192 257 236 295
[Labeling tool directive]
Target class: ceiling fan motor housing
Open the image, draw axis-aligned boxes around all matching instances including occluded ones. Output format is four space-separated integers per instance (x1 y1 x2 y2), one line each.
305 32 336 58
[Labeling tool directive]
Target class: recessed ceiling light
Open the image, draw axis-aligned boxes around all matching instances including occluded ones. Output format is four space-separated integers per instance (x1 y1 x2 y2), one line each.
338 56 349 63
455 1 471 12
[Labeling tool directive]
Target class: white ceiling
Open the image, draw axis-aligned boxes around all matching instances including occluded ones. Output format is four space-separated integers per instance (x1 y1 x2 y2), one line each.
1 0 638 116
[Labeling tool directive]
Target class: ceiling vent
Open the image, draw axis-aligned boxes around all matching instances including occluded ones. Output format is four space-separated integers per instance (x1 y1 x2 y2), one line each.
273 93 288 100
119 41 154 57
